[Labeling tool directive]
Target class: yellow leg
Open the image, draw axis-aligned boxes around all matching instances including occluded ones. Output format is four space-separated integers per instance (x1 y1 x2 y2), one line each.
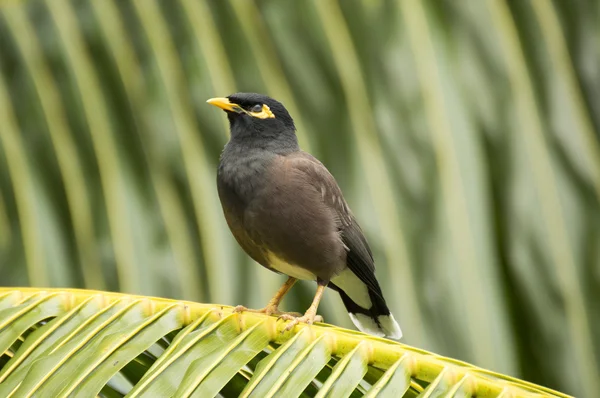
234 277 298 316
279 283 326 331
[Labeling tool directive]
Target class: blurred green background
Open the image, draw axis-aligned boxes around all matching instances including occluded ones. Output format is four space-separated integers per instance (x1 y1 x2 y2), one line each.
0 0 598 395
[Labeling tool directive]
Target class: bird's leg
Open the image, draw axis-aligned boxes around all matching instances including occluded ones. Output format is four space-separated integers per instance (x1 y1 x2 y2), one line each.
234 277 299 316
280 281 327 332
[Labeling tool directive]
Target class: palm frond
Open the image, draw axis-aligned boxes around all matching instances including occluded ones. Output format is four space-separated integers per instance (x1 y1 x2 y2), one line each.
0 288 570 397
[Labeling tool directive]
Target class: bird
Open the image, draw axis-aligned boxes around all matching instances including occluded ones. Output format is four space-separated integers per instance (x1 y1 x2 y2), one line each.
207 93 402 339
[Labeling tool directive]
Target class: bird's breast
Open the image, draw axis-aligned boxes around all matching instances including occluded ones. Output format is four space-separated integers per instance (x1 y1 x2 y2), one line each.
218 148 277 201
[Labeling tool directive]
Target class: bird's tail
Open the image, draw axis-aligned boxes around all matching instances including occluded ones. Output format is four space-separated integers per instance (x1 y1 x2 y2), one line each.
329 275 402 340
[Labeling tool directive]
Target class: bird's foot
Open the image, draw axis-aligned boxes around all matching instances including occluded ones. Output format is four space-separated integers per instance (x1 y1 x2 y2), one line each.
278 313 324 332
233 305 254 314
233 305 301 318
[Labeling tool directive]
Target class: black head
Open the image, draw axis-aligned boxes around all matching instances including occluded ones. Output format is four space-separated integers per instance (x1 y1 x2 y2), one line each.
207 93 296 144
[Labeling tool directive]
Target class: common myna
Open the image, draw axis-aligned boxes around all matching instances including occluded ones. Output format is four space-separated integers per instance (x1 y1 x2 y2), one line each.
207 93 402 339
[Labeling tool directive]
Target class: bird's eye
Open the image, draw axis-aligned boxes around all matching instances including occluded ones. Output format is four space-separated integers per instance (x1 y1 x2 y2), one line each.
251 104 263 113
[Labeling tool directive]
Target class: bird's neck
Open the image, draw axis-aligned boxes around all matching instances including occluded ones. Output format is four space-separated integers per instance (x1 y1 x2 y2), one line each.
230 125 299 152
224 128 300 162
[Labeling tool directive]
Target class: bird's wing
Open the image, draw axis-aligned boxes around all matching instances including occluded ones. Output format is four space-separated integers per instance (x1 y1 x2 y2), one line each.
284 152 352 227
285 152 382 295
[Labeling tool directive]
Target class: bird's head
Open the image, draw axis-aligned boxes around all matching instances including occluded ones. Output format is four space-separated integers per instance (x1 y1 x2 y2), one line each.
207 93 297 143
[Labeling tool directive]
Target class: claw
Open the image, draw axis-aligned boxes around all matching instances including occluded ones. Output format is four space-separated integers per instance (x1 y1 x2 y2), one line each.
233 305 249 313
277 313 297 322
233 305 302 318
278 313 323 332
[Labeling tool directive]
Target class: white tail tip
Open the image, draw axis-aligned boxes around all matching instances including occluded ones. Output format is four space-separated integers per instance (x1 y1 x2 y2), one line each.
349 313 403 340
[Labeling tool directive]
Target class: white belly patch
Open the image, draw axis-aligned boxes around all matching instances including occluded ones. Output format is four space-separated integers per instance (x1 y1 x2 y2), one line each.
267 252 316 280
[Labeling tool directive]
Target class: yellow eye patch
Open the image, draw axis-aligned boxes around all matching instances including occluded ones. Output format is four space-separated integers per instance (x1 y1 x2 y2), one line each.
248 104 275 119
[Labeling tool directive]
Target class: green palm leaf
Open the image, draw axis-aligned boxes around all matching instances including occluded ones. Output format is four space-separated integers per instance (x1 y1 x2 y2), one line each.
0 288 570 397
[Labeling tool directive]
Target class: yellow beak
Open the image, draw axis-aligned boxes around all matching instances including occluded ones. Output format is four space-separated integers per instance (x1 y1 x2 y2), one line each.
206 97 244 113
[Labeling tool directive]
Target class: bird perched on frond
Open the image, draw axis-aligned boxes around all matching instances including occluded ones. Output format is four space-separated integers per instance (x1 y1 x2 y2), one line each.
207 93 402 339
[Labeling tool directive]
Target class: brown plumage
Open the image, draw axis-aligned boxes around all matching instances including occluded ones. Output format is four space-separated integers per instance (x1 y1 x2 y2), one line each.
208 93 402 339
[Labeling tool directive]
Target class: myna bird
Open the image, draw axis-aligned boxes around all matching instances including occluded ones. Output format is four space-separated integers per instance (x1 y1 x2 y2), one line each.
207 93 402 339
